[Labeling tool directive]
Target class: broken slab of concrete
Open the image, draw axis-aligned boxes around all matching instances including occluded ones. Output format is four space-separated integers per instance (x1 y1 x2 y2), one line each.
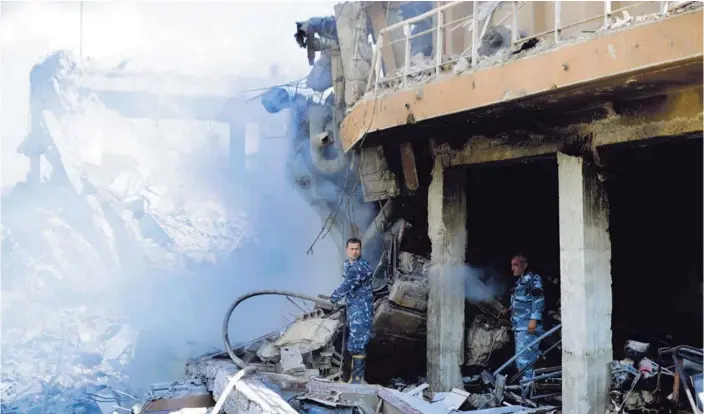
372 299 426 341
256 340 280 362
274 317 341 354
187 359 299 414
307 378 381 395
378 387 447 414
388 279 429 312
280 345 306 375
465 314 511 368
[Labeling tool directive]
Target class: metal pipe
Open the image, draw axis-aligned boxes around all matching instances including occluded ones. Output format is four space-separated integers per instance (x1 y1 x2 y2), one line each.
604 0 612 28
309 104 346 175
403 23 410 88
493 324 562 377
530 392 561 400
223 290 336 369
673 355 702 414
471 0 479 67
509 339 562 383
554 1 561 43
511 1 518 43
519 370 562 385
366 42 379 92
661 1 669 15
435 10 444 77
374 32 384 95
380 1 463 35
361 199 396 249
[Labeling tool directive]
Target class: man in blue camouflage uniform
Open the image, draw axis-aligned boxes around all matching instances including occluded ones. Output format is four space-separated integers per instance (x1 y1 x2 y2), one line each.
329 237 374 384
503 255 545 384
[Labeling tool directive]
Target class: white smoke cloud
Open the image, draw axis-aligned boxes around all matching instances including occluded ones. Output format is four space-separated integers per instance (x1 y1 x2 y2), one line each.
0 2 348 411
437 263 508 304
462 264 507 304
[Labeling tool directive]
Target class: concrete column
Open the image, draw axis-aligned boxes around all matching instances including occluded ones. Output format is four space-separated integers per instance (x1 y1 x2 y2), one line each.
427 157 467 392
557 152 613 413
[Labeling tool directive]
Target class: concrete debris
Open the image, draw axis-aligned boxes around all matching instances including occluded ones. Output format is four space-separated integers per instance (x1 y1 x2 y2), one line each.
388 279 429 312
379 387 448 414
181 348 567 414
372 299 426 341
625 339 649 358
478 25 512 57
397 252 430 277
465 315 511 368
465 393 497 410
431 387 470 412
404 383 429 397
280 346 307 375
256 340 281 363
274 317 341 354
607 342 704 413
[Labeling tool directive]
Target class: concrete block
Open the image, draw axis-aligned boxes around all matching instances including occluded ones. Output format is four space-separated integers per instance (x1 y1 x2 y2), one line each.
280 345 306 375
465 315 510 367
372 299 426 340
212 369 298 414
388 280 429 312
397 252 429 277
186 359 298 414
274 317 341 354
255 340 280 363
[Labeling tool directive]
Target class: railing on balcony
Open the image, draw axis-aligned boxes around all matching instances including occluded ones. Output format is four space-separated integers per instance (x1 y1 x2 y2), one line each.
366 0 692 95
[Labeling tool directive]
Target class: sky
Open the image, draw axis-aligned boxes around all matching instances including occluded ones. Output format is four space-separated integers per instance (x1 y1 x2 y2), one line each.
0 0 336 189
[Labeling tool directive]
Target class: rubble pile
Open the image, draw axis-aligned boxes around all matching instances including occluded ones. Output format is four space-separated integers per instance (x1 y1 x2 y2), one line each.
606 341 704 414
227 308 346 380
0 299 137 414
162 245 701 413
1 51 249 412
465 314 511 369
187 249 566 413
184 354 561 414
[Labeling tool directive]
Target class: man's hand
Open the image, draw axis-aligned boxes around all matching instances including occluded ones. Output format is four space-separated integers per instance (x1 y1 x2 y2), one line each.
527 319 537 333
329 300 343 313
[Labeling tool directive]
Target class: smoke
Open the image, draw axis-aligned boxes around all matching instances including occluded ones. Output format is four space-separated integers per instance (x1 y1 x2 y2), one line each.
0 2 346 410
462 264 507 304
438 263 508 304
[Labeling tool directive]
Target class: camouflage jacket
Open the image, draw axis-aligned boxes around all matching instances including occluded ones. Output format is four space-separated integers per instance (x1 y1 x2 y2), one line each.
329 258 373 310
510 271 545 331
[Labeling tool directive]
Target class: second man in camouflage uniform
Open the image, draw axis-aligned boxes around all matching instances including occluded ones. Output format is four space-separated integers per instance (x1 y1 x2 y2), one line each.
329 237 374 384
505 255 545 383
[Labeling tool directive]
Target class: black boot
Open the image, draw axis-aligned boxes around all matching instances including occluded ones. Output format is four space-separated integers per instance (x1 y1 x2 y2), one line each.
349 355 366 384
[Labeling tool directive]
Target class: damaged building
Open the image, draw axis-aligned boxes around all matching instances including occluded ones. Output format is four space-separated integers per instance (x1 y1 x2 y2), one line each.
18 1 701 414
223 1 702 413
325 1 703 413
181 1 703 414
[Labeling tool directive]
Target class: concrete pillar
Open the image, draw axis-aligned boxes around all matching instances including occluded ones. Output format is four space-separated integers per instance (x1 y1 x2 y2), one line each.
427 158 466 392
557 152 613 413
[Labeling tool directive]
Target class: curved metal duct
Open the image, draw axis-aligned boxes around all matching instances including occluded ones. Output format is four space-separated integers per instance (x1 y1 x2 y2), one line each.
308 104 346 175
